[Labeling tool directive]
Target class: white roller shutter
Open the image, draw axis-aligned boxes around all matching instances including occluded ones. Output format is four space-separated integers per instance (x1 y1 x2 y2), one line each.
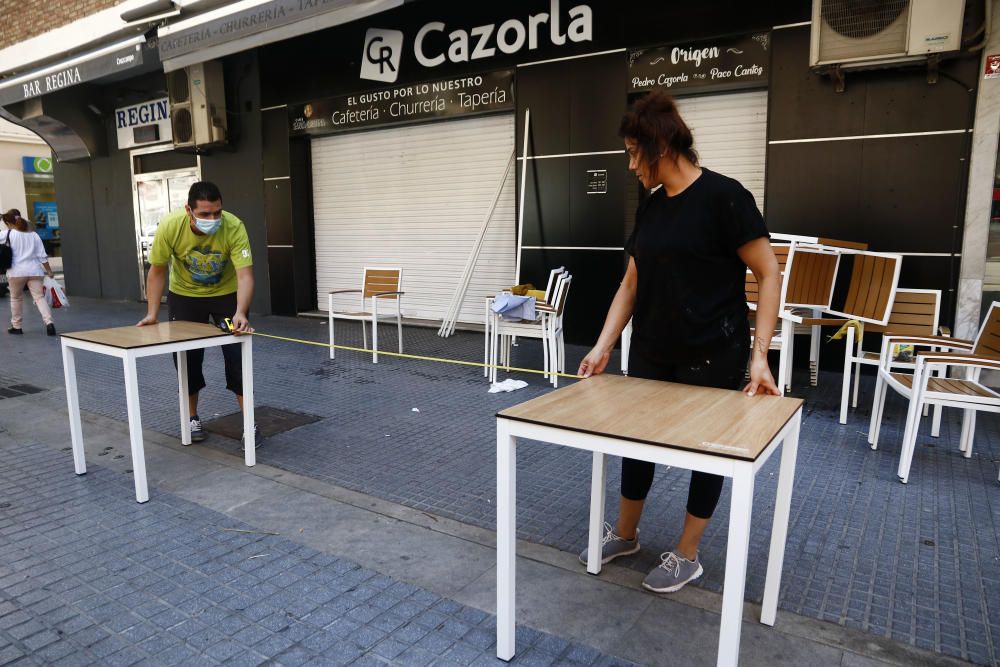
675 90 768 208
312 114 516 323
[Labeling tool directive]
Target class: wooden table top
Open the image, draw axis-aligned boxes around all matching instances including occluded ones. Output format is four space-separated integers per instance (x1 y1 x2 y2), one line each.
497 374 803 461
61 322 231 349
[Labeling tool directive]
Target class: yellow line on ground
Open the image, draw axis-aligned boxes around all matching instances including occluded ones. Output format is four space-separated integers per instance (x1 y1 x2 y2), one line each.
246 331 584 380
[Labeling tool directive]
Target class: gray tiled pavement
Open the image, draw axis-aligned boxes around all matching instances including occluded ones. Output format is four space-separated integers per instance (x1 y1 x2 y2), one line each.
2 297 998 665
0 441 632 667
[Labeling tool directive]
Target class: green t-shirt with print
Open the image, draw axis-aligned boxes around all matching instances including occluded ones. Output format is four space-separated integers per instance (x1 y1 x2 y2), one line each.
148 209 253 297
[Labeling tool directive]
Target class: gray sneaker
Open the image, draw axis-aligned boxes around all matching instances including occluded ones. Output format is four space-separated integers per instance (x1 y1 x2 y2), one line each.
642 551 703 593
188 416 206 444
578 522 640 565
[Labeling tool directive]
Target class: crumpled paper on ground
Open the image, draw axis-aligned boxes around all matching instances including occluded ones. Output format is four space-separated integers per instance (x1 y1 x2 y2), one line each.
488 379 528 393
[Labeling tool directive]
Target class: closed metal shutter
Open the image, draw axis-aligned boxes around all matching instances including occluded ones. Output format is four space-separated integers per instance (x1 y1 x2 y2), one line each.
312 114 516 323
625 89 768 239
677 89 768 207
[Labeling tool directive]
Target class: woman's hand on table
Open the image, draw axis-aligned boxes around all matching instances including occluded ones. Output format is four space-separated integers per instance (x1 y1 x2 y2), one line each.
743 356 780 397
578 346 611 378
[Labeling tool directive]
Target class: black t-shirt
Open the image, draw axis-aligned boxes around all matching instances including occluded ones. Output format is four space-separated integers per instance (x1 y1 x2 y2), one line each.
625 168 768 361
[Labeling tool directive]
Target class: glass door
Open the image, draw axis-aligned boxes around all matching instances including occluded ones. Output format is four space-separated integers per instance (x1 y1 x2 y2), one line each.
132 167 199 300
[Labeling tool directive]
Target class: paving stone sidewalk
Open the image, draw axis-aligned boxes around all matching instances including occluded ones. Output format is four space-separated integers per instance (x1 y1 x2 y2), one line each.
0 441 632 667
2 298 998 665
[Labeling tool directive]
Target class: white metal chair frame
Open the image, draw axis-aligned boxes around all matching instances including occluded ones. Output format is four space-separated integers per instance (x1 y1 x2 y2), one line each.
327 266 404 364
484 267 565 380
869 301 1000 484
489 273 571 387
838 288 944 425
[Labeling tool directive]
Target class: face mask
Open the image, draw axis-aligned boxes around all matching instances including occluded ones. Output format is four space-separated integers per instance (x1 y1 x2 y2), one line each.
194 216 222 235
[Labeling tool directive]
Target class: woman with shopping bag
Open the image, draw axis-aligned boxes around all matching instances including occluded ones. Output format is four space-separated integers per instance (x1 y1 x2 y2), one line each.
2 209 57 335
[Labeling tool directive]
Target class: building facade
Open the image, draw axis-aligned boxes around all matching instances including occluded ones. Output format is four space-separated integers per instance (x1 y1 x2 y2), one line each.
0 0 992 345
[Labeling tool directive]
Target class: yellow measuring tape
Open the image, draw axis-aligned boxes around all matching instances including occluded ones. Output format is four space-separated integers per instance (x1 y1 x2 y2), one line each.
219 318 584 380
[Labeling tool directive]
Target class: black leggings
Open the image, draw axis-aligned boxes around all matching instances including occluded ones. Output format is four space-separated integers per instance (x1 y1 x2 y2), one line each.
167 292 243 397
622 334 750 519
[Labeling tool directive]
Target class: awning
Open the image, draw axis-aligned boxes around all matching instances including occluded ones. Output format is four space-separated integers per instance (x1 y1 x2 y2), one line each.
158 0 404 72
0 36 148 107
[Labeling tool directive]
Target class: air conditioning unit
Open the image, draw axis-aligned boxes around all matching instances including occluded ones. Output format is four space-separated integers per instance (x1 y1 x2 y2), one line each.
810 0 965 70
167 61 227 148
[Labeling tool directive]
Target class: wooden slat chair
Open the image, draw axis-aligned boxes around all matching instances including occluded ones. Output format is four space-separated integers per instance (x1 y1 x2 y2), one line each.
484 267 566 378
839 289 945 425
327 267 404 363
798 250 901 404
491 273 572 387
869 301 1000 483
788 235 868 387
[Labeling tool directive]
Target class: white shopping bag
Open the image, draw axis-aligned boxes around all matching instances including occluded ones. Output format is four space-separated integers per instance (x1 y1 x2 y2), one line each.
43 276 69 308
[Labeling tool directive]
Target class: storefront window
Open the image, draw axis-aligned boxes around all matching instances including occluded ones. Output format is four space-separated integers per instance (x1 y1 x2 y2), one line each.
22 157 58 257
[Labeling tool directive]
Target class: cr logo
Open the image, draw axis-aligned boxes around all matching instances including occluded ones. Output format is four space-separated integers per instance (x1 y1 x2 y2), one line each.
360 28 404 83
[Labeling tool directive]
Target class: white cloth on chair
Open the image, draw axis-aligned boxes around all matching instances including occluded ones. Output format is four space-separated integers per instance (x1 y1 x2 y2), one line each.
491 294 536 321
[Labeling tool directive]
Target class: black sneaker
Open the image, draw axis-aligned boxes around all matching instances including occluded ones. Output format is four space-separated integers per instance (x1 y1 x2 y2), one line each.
188 415 206 444
7 327 22 335
242 424 263 449
46 323 56 336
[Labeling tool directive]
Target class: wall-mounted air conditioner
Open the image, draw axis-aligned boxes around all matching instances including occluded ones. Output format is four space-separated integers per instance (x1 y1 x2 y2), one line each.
810 0 965 70
167 61 227 149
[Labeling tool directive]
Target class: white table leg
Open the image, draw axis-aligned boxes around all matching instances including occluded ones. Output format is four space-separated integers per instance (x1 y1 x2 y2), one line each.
61 343 86 475
839 326 854 424
718 465 754 667
776 318 790 396
178 352 191 446
122 353 149 503
761 410 801 626
586 451 607 575
242 338 255 466
496 419 516 661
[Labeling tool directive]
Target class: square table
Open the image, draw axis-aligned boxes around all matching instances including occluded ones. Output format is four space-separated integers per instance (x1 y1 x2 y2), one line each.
495 374 803 666
60 322 255 503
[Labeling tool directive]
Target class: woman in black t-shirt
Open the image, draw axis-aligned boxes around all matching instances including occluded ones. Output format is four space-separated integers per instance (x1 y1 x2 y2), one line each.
577 91 782 593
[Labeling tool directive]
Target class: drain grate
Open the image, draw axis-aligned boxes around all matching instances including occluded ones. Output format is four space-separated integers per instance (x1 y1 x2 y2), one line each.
203 406 320 440
0 384 46 399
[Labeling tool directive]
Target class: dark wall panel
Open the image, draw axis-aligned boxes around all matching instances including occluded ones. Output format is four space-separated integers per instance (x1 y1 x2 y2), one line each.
201 52 271 315
520 248 624 345
268 247 296 315
764 141 863 239
263 179 293 246
568 154 627 247
768 28 868 141
262 109 291 180
520 158 571 247
858 134 967 253
89 146 140 301
53 161 101 298
289 138 316 311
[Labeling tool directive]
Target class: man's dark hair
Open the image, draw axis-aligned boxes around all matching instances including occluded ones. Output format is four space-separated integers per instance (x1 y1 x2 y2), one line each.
619 90 698 172
187 181 223 209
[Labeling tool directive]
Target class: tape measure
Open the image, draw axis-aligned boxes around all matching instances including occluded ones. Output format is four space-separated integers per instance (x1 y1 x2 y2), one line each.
215 316 582 380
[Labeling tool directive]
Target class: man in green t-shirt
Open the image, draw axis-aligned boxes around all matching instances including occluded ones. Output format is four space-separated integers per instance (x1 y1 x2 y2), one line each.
137 181 257 445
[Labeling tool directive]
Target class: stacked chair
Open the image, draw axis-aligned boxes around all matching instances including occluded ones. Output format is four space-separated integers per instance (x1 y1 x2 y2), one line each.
486 268 572 387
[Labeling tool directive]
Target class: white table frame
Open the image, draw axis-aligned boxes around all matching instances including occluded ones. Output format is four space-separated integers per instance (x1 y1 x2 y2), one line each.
61 333 255 503
496 407 802 667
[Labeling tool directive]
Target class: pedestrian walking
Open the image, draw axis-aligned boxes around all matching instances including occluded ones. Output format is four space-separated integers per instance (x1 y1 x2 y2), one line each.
136 181 260 446
577 91 782 592
2 209 56 335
